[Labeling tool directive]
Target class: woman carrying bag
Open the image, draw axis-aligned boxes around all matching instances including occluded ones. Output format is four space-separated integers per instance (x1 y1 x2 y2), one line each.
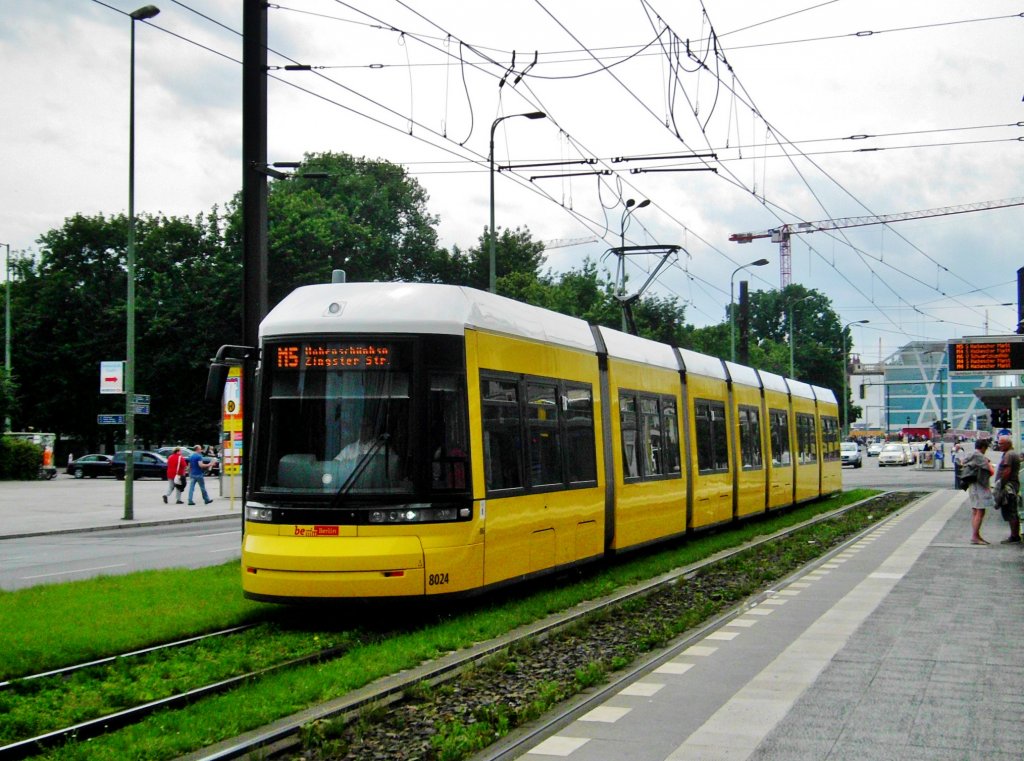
963 438 995 545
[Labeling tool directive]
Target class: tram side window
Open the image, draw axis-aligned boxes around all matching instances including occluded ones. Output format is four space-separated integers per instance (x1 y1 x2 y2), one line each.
695 399 729 473
662 401 681 475
769 409 791 466
482 379 523 490
796 412 817 464
620 395 640 479
739 405 763 470
821 415 840 462
619 391 681 480
481 373 597 493
564 386 597 484
527 383 563 487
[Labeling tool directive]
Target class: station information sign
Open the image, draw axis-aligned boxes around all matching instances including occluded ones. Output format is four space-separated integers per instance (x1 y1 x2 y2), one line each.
947 336 1024 374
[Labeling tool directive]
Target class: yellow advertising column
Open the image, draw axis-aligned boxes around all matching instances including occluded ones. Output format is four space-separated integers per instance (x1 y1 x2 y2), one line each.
221 366 243 507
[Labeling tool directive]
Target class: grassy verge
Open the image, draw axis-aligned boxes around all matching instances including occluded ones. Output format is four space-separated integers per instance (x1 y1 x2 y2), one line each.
4 488 893 760
0 565 266 680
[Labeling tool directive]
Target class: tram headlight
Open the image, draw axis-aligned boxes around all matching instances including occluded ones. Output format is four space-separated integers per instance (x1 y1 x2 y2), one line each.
246 505 274 522
366 504 467 523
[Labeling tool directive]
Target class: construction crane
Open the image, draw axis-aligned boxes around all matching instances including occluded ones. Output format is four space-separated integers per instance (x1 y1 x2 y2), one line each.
730 197 1024 287
542 236 599 250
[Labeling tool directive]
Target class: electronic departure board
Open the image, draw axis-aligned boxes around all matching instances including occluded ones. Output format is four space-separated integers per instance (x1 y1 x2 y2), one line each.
947 337 1024 374
273 342 393 370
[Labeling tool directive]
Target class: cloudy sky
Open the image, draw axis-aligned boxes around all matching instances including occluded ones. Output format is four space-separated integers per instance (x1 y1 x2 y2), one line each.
2 1 1022 361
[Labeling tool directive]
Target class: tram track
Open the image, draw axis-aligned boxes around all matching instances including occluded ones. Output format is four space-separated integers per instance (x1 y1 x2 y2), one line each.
185 491 919 761
0 626 351 761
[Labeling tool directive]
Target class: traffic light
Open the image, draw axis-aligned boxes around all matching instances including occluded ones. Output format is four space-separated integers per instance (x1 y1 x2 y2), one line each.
991 408 1011 428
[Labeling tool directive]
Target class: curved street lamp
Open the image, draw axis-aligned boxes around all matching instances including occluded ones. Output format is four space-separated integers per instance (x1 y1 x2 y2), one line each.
488 111 546 293
616 198 650 329
124 4 160 521
788 292 815 378
729 258 769 362
842 319 869 435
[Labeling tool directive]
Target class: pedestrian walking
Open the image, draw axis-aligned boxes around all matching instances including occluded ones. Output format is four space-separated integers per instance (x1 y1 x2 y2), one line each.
964 438 994 544
187 444 215 505
952 440 965 488
162 447 187 504
994 435 1021 544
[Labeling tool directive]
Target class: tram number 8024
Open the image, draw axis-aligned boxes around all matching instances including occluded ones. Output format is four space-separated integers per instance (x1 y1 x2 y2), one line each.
428 573 450 587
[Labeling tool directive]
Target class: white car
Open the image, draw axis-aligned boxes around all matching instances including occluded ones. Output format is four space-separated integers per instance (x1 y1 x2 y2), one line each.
867 442 884 457
840 442 863 468
877 443 910 467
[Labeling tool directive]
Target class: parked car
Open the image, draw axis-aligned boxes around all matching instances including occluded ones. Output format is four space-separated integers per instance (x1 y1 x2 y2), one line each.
840 442 863 468
155 446 187 459
155 446 221 477
112 451 168 480
67 453 115 479
867 442 884 457
877 443 910 467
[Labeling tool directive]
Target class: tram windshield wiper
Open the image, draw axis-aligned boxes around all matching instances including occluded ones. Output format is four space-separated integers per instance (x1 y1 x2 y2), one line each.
329 433 392 506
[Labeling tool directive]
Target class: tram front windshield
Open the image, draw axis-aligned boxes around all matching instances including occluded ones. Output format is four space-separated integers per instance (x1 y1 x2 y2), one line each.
255 338 468 498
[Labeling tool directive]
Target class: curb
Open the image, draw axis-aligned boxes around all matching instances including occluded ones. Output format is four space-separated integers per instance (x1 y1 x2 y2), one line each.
0 512 239 541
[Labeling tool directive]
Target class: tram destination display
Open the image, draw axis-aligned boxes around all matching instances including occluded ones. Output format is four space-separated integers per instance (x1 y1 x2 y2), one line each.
947 336 1024 374
274 342 394 370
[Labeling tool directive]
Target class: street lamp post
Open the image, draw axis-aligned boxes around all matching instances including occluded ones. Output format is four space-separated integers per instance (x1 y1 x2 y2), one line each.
124 4 160 521
1 242 9 432
788 293 814 378
729 258 769 362
617 198 650 330
842 319 869 435
488 111 545 294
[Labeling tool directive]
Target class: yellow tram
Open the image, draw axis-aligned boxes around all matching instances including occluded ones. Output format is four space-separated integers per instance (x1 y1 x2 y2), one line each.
238 283 840 602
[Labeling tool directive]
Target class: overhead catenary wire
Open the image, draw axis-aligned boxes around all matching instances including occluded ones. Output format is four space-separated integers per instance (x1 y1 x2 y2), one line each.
89 0 1020 345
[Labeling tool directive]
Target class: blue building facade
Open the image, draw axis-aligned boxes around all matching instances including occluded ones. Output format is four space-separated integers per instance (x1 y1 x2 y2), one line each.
883 341 993 434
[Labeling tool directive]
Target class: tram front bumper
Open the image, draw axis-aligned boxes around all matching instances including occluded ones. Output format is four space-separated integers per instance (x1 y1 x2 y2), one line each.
242 533 425 598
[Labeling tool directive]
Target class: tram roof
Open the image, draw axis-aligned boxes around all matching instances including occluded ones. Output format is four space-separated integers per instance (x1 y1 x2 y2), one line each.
786 378 816 400
758 369 790 394
724 361 761 388
812 385 838 404
597 327 679 370
260 282 598 352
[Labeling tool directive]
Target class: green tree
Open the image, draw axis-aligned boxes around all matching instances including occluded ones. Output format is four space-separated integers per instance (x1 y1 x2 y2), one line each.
748 285 844 394
226 152 446 307
12 212 235 449
462 227 548 292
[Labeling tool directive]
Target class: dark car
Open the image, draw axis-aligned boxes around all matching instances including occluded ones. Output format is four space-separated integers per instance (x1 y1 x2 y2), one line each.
67 453 115 479
112 451 168 480
157 447 221 477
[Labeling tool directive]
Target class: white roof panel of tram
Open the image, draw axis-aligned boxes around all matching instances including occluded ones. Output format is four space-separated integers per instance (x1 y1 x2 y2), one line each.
598 327 679 370
260 282 597 351
724 361 761 388
787 379 816 400
758 370 790 394
678 347 727 379
812 385 838 404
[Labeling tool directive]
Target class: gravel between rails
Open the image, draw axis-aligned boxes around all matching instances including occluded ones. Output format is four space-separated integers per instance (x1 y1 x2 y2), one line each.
287 491 918 761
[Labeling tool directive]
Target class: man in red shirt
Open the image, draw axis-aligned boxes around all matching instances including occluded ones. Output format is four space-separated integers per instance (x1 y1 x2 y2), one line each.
162 447 186 505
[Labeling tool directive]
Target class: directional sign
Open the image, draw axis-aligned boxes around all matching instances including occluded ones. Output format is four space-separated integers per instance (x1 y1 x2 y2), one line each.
100 361 124 394
98 414 126 425
134 404 150 415
134 394 150 404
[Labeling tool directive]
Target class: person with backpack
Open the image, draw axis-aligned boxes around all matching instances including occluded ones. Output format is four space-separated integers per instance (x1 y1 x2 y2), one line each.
962 437 994 545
